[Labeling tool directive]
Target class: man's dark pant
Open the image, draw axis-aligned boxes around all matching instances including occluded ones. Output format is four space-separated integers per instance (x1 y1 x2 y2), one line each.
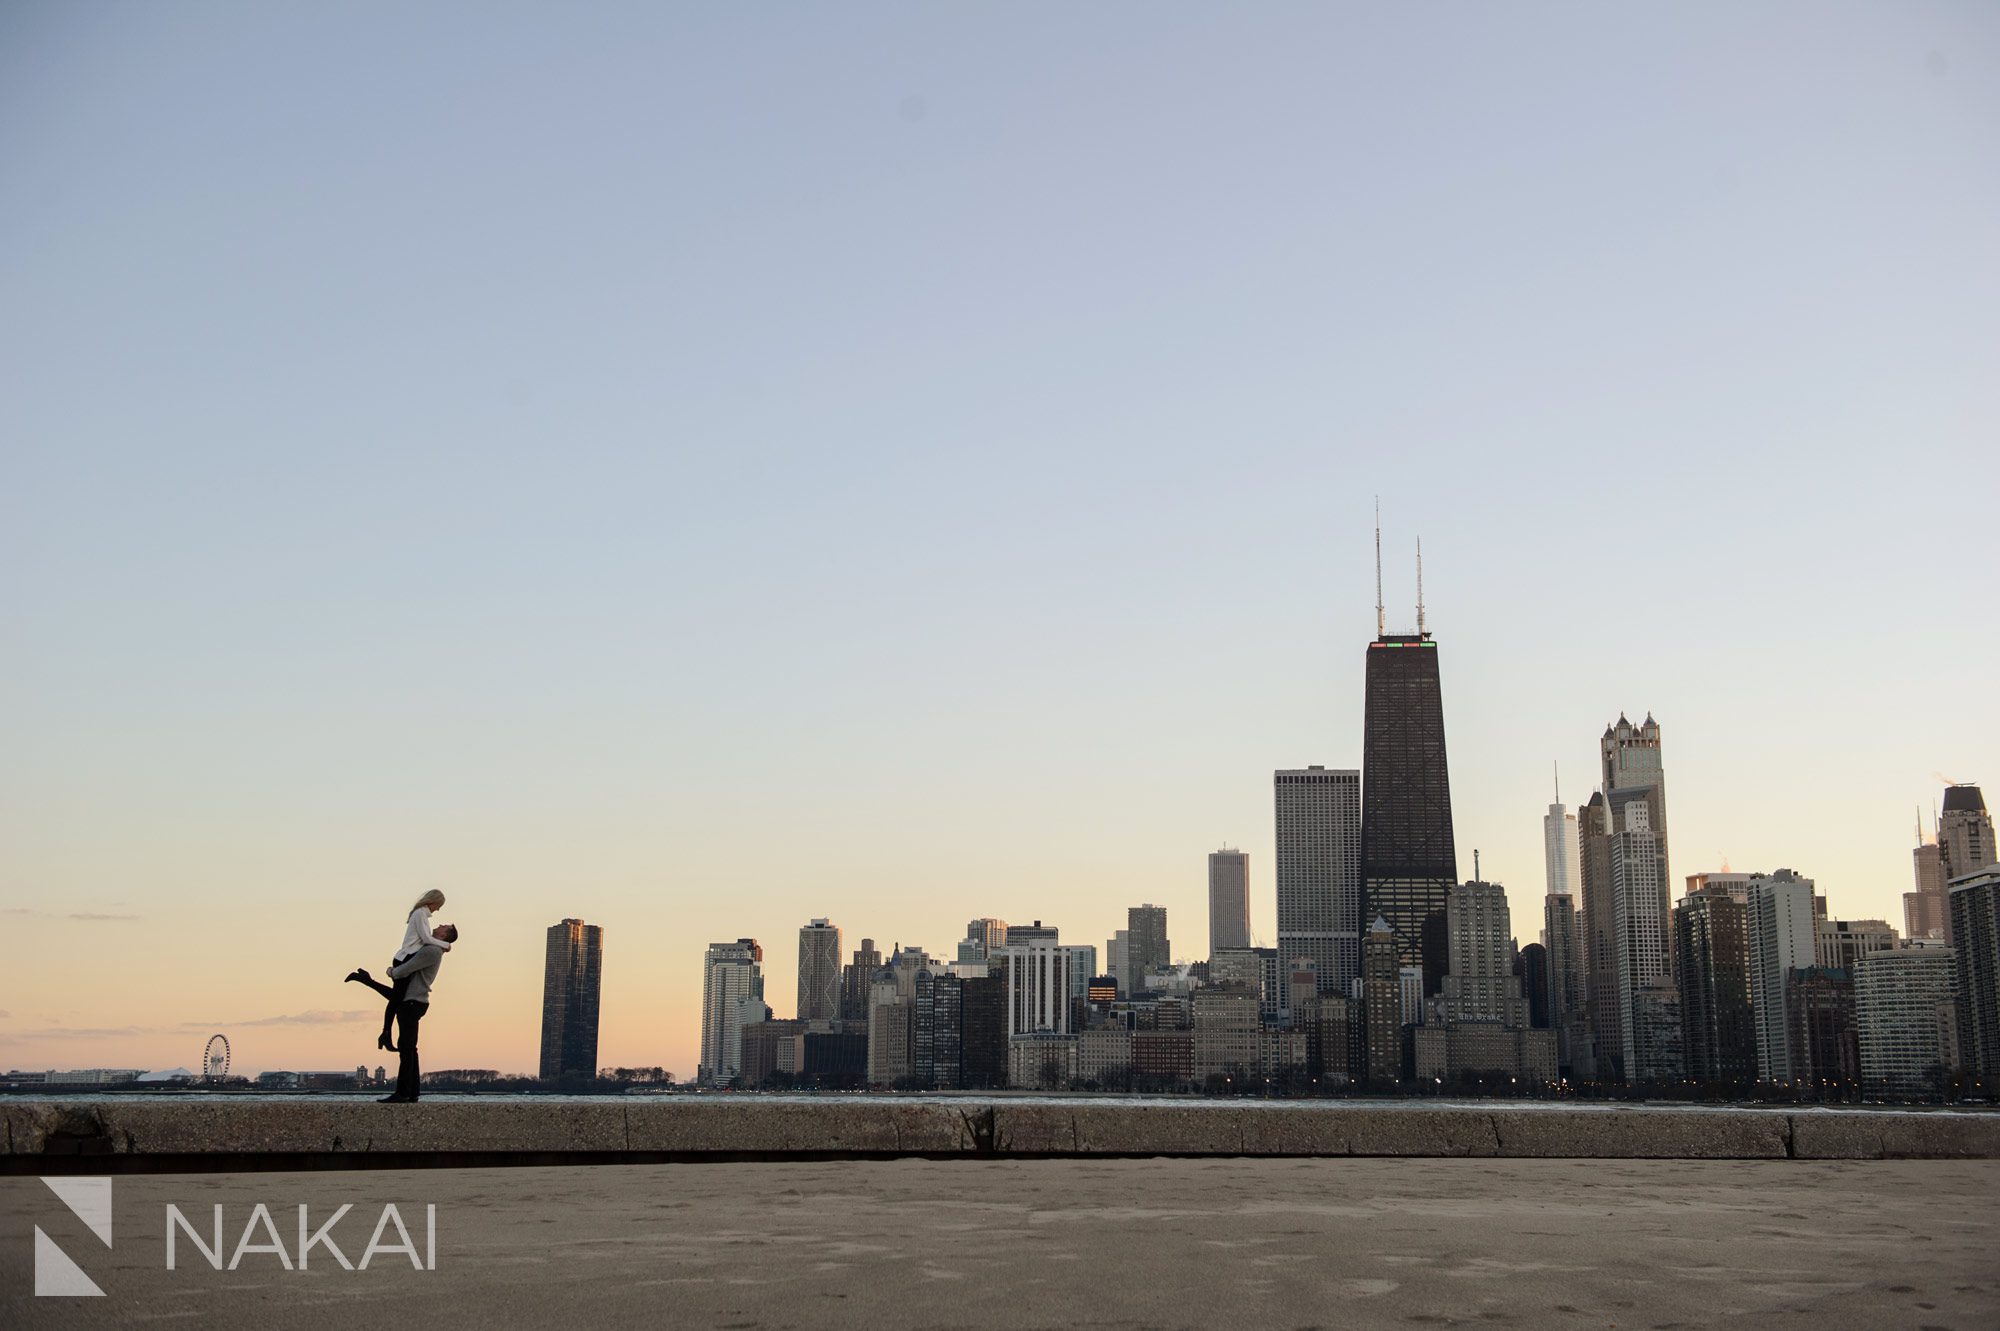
394 1000 428 1101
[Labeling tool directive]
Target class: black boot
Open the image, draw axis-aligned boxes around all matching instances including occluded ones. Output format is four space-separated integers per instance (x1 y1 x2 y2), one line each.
345 968 370 984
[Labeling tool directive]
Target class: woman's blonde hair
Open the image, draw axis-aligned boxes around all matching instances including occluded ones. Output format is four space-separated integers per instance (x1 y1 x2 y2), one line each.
411 889 447 914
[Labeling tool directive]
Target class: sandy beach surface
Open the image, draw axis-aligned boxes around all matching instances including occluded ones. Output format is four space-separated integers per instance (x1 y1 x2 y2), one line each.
4 1157 1995 1328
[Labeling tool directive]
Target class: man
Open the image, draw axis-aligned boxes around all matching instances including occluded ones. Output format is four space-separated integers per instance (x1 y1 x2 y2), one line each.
379 923 458 1103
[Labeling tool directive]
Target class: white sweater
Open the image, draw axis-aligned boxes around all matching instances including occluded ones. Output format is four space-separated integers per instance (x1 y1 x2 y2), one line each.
396 906 451 960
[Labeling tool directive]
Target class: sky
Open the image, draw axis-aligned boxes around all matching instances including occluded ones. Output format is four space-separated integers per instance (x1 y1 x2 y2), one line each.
2 3 1996 1079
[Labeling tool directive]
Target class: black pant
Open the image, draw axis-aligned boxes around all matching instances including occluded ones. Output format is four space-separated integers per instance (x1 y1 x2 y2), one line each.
394 1000 428 1100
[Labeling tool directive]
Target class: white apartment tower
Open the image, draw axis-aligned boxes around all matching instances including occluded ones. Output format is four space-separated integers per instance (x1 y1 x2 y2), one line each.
1855 948 1959 1094
1000 940 1077 1037
1745 870 1817 1081
1275 766 1362 995
1608 798 1670 1075
698 938 764 1087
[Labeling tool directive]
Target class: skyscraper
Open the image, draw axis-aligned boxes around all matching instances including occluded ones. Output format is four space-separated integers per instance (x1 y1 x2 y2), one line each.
539 918 604 1081
1673 889 1756 1085
698 938 763 1087
1542 891 1582 1069
1601 713 1669 856
959 918 1008 964
1577 791 1618 1075
1543 795 1581 900
1432 879 1528 1026
1948 867 2000 1078
1361 915 1402 1084
1938 785 1997 885
1855 948 1959 1095
1746 870 1817 1082
998 939 1078 1037
1276 766 1362 994
840 938 882 1022
1605 797 1670 1079
1360 622 1458 997
1908 844 1947 939
1208 848 1252 955
1126 904 1171 983
797 919 842 1022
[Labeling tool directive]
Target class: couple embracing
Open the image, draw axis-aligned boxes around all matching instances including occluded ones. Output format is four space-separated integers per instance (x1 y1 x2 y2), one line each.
344 889 459 1103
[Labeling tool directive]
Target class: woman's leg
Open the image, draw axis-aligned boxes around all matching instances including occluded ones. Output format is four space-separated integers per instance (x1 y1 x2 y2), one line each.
346 969 396 1001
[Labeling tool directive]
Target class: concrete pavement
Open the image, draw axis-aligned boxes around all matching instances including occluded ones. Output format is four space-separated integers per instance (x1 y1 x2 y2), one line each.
3 1157 1995 1328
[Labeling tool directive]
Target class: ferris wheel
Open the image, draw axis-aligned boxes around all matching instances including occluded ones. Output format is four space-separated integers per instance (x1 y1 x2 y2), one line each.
203 1034 231 1083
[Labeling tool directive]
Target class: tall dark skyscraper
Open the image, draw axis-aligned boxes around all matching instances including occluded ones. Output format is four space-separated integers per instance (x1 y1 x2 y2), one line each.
539 918 604 1081
1359 539 1457 997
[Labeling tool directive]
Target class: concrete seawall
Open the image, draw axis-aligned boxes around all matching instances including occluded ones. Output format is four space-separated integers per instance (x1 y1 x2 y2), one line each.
8 1097 1999 1168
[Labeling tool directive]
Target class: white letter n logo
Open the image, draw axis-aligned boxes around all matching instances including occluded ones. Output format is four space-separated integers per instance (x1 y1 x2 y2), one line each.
36 1177 112 1297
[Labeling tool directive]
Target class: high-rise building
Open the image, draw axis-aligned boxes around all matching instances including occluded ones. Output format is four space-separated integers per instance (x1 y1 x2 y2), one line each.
1360 623 1458 998
1542 891 1583 1072
866 977 912 1086
1814 916 1898 973
1106 929 1130 995
1005 920 1060 947
914 968 964 1088
1577 791 1619 1076
1855 948 1959 1095
1415 881 1557 1083
1948 868 2000 1078
999 940 1078 1038
1746 871 1817 1082
840 938 883 1022
1127 905 1171 983
538 918 604 1081
1543 798 1581 901
1630 980 1685 1084
1937 785 1997 892
796 919 842 1023
1210 947 1284 1026
1600 797 1670 1080
1274 766 1362 995
1361 915 1402 1083
1685 871 1755 906
1908 829 1947 941
959 973 1008 1088
1673 889 1756 1085
1785 968 1858 1090
698 938 763 1087
1601 713 1669 855
958 918 1008 964
1432 880 1527 1026
1191 984 1260 1081
1517 943 1549 1029
1208 848 1252 955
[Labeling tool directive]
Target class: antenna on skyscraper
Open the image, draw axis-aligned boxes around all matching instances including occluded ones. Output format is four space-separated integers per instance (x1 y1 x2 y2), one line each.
1374 497 1385 638
1473 848 1480 881
1554 760 1561 804
1415 535 1426 636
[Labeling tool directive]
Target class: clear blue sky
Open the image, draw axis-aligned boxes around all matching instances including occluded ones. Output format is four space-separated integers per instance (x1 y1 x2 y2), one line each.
2 3 1995 1076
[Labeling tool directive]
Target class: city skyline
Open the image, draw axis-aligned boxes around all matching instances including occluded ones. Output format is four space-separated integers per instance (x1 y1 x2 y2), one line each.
5 5 1997 1082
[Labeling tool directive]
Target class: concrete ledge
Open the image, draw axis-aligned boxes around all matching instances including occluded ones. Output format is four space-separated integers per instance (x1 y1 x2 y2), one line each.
6 1098 1998 1165
1791 1109 2000 1160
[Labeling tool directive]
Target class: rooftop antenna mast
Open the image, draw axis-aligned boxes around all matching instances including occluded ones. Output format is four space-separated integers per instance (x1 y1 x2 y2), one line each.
1374 497 1385 638
1554 760 1561 805
1416 536 1427 637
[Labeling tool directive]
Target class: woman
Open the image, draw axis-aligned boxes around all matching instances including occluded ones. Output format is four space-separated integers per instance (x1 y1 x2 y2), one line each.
344 889 454 1051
